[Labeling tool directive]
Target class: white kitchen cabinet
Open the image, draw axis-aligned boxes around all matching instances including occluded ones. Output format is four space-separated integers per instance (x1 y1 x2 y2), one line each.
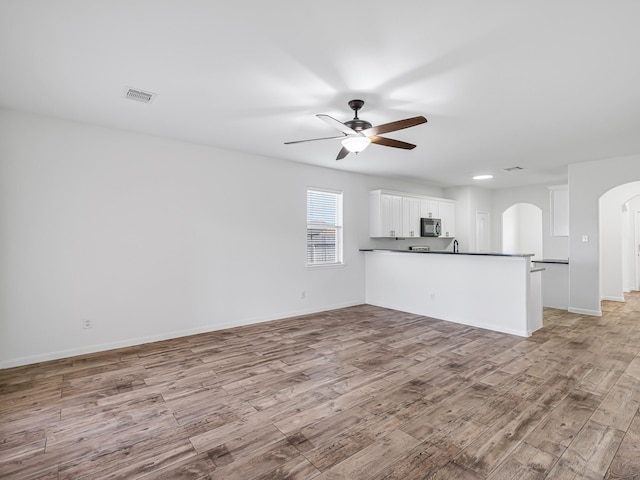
401 196 421 238
370 190 402 237
439 201 456 238
370 190 456 239
420 199 439 219
549 185 569 237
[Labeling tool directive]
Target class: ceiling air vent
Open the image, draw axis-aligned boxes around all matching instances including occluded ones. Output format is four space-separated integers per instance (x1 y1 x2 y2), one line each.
502 166 523 172
125 87 156 103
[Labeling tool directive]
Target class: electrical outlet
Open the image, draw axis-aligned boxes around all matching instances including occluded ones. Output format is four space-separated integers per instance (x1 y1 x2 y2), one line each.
430 293 436 301
300 291 306 300
82 319 92 329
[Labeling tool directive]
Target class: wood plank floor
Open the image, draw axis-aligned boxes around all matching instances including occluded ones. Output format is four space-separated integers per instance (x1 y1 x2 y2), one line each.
2 294 640 479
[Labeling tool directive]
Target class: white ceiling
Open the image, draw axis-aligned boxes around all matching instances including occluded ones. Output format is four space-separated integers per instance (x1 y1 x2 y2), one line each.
1 1 639 189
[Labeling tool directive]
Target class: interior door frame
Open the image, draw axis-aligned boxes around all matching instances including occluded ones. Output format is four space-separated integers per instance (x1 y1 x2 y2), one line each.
476 211 490 253
636 210 640 290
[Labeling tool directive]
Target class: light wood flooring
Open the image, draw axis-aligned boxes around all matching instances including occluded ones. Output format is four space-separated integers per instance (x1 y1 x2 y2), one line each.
2 295 640 479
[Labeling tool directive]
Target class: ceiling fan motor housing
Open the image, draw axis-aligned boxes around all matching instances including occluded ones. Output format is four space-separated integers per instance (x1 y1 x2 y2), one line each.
345 118 372 132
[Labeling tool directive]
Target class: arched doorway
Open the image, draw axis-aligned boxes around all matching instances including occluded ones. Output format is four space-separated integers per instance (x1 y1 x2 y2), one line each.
599 182 640 301
502 203 543 259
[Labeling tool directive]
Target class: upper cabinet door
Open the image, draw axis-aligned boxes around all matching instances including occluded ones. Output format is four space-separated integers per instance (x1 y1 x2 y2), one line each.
439 201 456 238
401 197 421 238
549 185 569 237
370 190 402 237
420 199 439 219
383 194 402 237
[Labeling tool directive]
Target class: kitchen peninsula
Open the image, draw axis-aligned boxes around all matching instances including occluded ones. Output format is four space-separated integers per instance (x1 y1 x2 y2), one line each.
362 249 542 337
532 259 569 310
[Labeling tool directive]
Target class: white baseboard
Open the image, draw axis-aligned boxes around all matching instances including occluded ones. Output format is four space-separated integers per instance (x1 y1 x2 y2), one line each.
0 301 362 369
364 301 530 338
601 296 625 302
568 307 602 317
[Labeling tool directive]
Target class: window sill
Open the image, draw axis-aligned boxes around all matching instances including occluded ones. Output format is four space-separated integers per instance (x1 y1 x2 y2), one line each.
306 262 347 270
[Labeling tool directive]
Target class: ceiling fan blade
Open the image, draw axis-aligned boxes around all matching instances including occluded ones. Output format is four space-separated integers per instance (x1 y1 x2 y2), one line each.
370 135 417 150
362 116 427 136
284 135 345 145
317 114 358 135
336 146 350 160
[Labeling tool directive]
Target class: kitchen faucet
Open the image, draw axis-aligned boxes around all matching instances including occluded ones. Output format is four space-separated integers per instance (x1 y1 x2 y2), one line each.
453 239 459 253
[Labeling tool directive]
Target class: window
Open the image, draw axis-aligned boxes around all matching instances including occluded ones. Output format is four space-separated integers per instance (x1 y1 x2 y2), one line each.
307 188 343 266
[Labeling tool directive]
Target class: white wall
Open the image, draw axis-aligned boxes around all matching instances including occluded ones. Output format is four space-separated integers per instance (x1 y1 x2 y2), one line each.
517 204 543 259
624 196 640 291
469 187 493 253
0 109 441 368
492 184 568 260
622 204 630 292
622 202 633 293
502 206 518 254
445 187 471 250
444 186 492 252
569 155 640 316
501 203 542 258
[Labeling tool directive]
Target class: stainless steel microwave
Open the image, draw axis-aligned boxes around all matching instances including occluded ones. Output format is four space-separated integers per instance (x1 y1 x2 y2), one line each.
420 218 441 237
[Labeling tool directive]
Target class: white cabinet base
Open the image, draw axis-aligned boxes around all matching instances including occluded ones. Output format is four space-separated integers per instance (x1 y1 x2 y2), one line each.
365 251 541 337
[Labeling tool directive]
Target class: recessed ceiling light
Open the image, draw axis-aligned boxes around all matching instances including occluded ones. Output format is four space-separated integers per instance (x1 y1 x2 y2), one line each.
473 174 493 180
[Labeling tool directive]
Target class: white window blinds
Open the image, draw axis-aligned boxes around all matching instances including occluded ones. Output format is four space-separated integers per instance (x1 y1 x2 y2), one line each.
307 189 343 266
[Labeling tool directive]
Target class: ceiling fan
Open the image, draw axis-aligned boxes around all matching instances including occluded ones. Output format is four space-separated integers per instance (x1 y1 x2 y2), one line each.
285 100 427 160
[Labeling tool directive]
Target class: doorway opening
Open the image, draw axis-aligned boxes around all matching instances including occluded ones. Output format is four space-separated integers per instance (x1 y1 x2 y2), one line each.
599 182 640 302
502 203 543 259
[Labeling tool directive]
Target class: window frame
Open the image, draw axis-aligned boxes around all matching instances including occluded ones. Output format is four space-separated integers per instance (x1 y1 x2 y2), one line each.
306 187 344 268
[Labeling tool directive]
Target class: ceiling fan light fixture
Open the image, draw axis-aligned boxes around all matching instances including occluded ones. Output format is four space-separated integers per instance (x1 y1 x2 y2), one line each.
285 100 426 159
341 135 371 153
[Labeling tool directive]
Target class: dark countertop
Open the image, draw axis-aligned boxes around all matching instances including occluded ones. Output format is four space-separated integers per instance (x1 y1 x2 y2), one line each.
531 259 569 264
359 248 534 258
